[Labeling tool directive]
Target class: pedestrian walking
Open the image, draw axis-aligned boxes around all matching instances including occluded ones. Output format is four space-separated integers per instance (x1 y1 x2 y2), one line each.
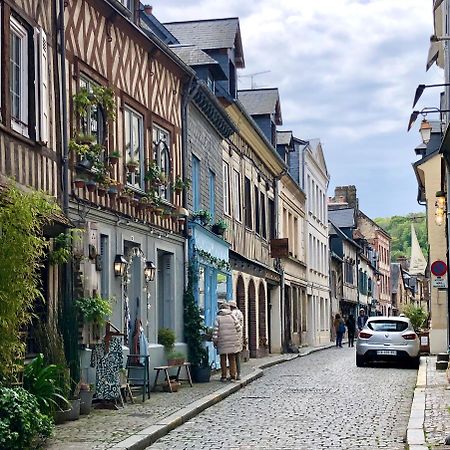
346 314 356 347
213 302 242 381
229 300 244 380
333 313 345 348
357 307 368 332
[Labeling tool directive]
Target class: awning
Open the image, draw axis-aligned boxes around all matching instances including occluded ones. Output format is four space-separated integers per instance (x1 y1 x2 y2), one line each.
426 40 440 71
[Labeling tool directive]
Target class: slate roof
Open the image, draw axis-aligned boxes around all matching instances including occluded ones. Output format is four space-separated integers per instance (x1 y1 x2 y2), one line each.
277 130 293 147
163 18 245 67
237 88 282 124
169 45 227 79
328 208 355 229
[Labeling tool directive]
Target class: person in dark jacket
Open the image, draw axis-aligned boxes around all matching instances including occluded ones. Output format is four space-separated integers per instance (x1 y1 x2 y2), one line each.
346 314 356 347
357 308 368 331
333 314 345 348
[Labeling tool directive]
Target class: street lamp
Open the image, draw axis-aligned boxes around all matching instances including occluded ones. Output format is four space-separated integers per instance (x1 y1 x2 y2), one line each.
144 260 156 283
419 118 433 144
114 254 127 277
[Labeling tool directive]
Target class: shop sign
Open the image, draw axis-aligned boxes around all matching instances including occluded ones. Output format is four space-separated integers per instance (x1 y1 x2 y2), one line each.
270 238 289 258
432 276 447 289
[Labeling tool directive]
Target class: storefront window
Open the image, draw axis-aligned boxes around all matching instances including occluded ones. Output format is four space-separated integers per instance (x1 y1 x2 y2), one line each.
198 266 205 315
217 272 228 303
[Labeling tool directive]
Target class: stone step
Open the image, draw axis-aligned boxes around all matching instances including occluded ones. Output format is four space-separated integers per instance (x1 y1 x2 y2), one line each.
437 353 449 362
436 360 449 370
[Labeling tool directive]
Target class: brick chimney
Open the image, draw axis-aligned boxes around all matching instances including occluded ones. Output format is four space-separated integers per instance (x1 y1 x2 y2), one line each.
397 256 409 271
333 185 358 210
143 5 153 15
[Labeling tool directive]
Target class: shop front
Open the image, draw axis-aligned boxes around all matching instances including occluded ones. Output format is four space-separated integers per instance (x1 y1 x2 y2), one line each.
188 221 231 368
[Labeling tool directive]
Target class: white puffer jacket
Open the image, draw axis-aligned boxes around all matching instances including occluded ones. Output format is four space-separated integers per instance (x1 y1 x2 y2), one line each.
213 307 242 355
231 308 244 352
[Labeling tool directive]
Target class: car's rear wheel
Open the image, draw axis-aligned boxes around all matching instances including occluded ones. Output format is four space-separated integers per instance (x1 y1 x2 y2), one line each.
410 356 420 369
356 354 365 367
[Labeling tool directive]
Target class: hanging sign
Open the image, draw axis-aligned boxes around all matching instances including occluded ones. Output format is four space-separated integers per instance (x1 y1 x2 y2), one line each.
270 238 289 258
431 260 447 277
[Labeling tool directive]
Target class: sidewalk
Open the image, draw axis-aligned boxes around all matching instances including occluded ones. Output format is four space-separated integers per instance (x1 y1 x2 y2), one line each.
424 356 450 449
46 344 335 450
407 356 450 450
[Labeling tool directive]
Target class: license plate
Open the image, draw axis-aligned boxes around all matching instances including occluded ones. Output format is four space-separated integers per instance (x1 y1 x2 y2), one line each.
377 350 397 356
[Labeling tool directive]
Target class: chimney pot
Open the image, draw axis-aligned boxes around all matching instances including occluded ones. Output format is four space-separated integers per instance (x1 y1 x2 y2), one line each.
144 5 153 14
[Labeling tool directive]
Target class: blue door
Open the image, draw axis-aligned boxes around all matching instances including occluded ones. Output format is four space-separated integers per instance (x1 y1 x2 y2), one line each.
203 266 219 368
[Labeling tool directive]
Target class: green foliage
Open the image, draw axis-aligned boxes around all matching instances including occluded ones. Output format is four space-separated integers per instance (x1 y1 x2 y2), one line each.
0 185 58 383
374 213 428 262
23 354 69 414
73 86 116 122
172 175 191 191
75 294 112 324
402 304 428 331
167 351 185 360
49 231 80 266
145 162 163 184
0 386 53 450
192 210 212 225
158 328 176 353
184 267 209 368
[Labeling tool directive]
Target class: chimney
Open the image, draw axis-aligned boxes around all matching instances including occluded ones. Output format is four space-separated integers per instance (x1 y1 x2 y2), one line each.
333 185 358 210
397 256 408 271
144 5 153 15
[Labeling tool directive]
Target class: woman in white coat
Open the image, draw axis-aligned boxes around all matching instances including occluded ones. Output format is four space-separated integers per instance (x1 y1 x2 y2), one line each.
213 302 242 381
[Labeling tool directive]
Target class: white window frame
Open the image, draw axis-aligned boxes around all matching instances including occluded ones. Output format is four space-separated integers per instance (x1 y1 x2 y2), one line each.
223 162 230 216
10 17 29 137
232 168 241 221
124 106 144 190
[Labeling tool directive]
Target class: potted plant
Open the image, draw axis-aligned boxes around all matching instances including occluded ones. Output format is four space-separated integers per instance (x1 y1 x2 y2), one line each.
211 219 228 236
158 327 176 355
74 174 87 189
172 176 190 194
75 294 112 325
85 179 97 193
192 210 212 226
97 182 108 197
75 132 95 145
79 382 95 415
126 158 139 173
108 150 121 165
167 351 185 366
119 187 134 204
145 162 162 186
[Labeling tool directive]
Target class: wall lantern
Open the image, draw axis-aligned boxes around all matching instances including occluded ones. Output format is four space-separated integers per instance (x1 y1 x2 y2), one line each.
376 275 381 286
419 118 432 144
144 260 156 283
114 254 128 277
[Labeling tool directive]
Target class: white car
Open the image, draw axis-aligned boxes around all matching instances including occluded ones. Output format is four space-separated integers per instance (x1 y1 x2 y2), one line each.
355 316 420 368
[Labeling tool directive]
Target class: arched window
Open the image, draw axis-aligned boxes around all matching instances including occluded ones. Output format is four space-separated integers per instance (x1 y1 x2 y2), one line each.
152 125 171 201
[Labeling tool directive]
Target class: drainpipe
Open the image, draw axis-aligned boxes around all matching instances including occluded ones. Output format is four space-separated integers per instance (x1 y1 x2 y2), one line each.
56 0 79 382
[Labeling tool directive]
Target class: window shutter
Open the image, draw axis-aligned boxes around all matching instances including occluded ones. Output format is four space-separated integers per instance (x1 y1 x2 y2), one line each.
37 28 49 145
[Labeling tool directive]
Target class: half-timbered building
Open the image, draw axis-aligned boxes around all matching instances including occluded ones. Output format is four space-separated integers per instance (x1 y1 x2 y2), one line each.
63 0 194 376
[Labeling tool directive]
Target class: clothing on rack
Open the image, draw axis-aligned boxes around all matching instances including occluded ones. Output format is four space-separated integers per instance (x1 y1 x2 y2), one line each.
90 336 123 400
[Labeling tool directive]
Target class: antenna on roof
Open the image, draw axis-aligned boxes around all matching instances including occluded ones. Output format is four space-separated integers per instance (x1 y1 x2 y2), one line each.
238 70 271 89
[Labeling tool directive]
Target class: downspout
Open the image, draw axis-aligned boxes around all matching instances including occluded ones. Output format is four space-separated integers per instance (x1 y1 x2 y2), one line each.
57 0 79 382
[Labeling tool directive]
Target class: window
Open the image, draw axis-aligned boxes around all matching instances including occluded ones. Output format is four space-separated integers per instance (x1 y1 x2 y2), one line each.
209 170 215 219
192 156 200 210
268 199 275 239
254 186 260 234
118 0 132 9
10 17 29 136
261 192 267 239
206 72 215 93
79 76 104 143
232 169 241 221
153 125 171 200
100 235 109 299
223 162 230 215
125 107 144 189
244 177 252 229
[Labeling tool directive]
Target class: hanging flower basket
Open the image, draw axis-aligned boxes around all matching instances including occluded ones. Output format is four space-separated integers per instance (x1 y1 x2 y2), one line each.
119 194 130 204
85 180 97 193
126 160 139 173
74 178 86 189
97 186 107 197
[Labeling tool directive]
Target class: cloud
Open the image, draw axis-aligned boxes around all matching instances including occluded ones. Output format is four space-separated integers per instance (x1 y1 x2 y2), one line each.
153 0 441 216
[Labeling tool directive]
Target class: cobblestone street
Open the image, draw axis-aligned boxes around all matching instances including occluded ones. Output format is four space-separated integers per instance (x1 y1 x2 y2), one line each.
149 347 417 450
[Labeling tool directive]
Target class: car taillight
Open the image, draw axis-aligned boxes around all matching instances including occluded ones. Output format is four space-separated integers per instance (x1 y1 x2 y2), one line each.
359 331 372 339
402 333 417 340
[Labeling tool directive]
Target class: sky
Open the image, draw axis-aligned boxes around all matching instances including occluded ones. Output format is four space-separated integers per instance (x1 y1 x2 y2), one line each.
152 0 442 218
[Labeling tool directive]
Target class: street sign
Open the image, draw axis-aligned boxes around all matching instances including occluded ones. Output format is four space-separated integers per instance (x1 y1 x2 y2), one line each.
432 276 447 289
431 260 447 277
270 238 289 258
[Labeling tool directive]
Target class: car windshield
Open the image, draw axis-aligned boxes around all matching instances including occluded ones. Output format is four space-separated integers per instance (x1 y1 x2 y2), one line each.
367 320 408 332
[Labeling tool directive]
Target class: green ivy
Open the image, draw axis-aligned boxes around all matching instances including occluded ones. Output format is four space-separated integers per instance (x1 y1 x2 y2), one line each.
195 247 230 272
0 185 59 383
183 266 208 368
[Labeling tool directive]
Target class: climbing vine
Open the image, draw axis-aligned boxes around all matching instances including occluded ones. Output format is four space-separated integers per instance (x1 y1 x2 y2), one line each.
195 247 230 272
0 185 59 383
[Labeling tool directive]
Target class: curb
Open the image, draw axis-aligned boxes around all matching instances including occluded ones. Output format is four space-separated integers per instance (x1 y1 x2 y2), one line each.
406 356 427 450
110 344 335 450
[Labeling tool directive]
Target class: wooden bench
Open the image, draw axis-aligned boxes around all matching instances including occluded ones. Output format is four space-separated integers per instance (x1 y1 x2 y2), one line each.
153 362 193 393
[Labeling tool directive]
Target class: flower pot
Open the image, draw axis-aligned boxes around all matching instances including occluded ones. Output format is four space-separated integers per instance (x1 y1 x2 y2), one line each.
80 390 94 415
211 225 226 236
109 156 119 165
191 366 211 383
119 195 130 204
97 186 107 197
86 181 97 193
127 163 138 173
54 407 71 424
66 398 81 421
163 381 180 392
167 358 185 366
78 159 93 170
74 179 86 189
